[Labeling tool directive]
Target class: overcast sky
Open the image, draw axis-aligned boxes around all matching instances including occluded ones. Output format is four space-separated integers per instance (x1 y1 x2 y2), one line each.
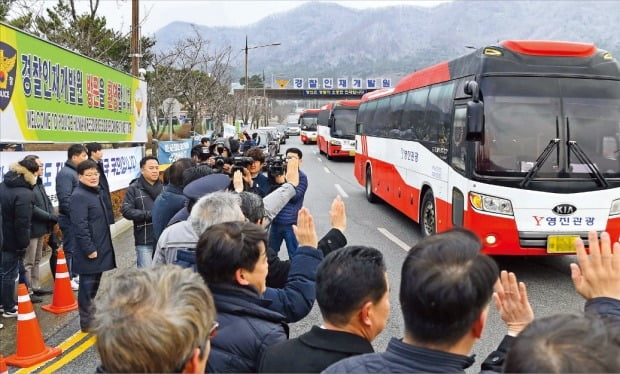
68 1 450 35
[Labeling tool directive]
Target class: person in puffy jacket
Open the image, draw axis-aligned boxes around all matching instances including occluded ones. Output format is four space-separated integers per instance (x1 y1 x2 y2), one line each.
0 158 38 317
197 214 321 374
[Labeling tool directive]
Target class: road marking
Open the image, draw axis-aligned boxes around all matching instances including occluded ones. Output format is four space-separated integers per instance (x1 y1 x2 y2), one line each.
16 331 90 374
335 184 349 198
378 227 411 251
39 335 97 374
323 166 331 174
317 157 322 162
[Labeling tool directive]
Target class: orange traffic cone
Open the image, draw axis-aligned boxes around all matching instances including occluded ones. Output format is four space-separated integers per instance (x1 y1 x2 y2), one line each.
5 284 62 367
42 249 78 314
0 354 7 374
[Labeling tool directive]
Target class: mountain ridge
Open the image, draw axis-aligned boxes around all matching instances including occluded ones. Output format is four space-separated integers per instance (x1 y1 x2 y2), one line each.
153 1 620 82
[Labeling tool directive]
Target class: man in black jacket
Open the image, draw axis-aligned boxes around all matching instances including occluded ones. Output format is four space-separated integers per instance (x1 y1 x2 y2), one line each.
324 229 500 374
71 160 116 332
0 158 38 317
259 245 389 373
122 156 162 268
23 155 57 300
55 144 88 289
85 143 114 224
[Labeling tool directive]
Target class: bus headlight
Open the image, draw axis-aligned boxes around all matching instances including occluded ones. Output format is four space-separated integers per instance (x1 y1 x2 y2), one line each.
329 140 342 145
610 199 620 216
470 192 513 216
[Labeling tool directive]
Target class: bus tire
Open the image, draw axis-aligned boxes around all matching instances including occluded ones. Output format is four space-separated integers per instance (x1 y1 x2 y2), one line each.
420 190 436 237
365 168 378 203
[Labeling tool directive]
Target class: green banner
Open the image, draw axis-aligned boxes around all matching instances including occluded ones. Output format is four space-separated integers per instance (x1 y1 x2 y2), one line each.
0 23 147 143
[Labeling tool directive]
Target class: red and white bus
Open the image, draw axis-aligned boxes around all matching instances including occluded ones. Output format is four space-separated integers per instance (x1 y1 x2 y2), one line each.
355 40 620 255
317 100 360 159
299 109 320 144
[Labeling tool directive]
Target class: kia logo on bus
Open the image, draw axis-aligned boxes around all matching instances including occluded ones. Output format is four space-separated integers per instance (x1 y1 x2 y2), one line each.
552 204 577 215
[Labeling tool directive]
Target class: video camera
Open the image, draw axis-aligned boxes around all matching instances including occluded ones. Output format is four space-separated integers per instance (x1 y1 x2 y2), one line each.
263 154 288 177
212 156 254 174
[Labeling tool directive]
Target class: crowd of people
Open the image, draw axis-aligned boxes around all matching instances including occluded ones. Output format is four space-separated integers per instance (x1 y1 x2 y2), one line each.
2 137 620 372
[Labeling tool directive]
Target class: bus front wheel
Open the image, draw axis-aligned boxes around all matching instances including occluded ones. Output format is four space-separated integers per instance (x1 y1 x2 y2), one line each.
420 191 436 237
365 168 378 203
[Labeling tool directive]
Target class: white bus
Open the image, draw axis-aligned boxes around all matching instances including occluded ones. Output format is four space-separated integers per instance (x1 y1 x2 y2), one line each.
317 100 360 160
355 40 620 255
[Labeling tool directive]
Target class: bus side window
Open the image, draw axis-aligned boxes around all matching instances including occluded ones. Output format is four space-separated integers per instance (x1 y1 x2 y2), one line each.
402 87 429 141
372 98 390 137
389 93 407 139
357 103 367 134
426 82 456 145
363 101 378 136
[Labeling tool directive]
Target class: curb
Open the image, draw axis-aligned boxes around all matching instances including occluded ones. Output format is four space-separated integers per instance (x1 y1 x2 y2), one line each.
38 218 133 284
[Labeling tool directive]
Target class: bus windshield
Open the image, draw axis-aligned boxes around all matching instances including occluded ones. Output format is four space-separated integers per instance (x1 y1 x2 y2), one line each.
476 76 620 179
333 109 357 138
300 115 318 130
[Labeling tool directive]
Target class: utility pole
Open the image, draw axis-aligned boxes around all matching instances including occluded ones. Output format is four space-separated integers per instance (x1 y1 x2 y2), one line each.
243 37 281 128
130 0 141 76
244 36 249 127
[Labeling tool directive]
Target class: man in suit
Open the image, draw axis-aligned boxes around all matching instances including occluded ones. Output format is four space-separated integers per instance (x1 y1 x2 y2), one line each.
258 245 389 373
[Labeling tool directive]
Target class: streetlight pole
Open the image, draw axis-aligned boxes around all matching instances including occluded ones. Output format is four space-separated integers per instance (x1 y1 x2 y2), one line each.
243 36 281 129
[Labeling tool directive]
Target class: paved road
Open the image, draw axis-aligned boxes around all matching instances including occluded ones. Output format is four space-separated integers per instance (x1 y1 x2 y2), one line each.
1 136 585 373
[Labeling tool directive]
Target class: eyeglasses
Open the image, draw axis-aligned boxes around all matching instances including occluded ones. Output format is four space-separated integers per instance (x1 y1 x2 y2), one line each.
82 173 100 178
174 321 218 372
209 321 219 340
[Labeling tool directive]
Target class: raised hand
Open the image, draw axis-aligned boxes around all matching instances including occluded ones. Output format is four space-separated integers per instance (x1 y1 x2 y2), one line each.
571 231 620 300
329 195 346 233
293 207 318 248
493 270 534 335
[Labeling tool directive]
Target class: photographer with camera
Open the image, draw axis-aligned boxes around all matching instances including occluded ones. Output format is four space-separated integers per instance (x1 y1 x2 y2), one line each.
244 147 272 197
191 144 213 166
268 148 308 258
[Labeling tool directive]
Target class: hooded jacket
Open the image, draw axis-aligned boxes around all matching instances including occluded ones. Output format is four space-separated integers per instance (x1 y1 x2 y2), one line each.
0 163 36 252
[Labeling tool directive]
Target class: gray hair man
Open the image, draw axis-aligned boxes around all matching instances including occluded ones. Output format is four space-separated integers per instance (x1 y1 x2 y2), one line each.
93 265 217 373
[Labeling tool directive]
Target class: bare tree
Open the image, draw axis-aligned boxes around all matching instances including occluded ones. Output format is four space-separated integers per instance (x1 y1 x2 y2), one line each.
146 27 233 140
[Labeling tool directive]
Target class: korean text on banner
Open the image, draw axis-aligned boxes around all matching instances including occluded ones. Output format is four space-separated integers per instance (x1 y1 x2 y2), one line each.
0 147 142 207
157 140 192 165
0 23 147 144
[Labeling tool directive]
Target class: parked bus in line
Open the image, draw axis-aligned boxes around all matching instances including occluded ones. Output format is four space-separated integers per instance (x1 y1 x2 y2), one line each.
299 108 320 144
317 100 360 159
355 40 620 255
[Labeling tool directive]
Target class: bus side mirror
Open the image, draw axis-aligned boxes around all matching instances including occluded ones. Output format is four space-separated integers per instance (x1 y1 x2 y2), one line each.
464 81 480 102
466 101 484 141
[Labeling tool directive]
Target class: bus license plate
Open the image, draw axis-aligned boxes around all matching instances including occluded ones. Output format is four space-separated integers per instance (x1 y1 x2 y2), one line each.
349 151 355 156
547 235 580 254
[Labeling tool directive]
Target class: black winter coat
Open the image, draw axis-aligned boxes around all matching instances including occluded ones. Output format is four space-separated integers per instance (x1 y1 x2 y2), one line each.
0 164 36 252
259 326 374 373
70 183 116 274
121 176 162 246
93 158 114 224
56 160 79 216
31 177 57 238
207 283 288 374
